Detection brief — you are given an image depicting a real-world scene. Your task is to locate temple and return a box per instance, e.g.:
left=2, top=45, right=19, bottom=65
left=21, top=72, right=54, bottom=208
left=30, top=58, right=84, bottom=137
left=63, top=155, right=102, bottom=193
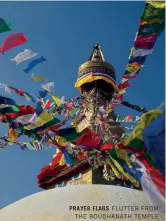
left=37, top=44, right=136, bottom=190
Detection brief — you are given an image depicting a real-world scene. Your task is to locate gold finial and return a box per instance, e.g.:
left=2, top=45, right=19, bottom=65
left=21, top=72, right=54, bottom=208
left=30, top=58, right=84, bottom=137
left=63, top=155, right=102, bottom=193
left=89, top=43, right=105, bottom=61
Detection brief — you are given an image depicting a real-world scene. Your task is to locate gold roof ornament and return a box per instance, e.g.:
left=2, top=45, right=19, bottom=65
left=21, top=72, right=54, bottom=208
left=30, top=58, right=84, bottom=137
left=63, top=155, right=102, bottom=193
left=75, top=43, right=117, bottom=91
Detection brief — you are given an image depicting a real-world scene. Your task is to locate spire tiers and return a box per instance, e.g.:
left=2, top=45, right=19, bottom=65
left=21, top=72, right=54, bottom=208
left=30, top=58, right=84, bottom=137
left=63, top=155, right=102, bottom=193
left=75, top=43, right=117, bottom=91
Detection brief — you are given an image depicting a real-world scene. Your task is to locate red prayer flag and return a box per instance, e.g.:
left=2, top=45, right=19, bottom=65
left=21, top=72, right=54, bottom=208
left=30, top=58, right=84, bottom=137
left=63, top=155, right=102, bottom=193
left=7, top=105, right=35, bottom=119
left=0, top=33, right=27, bottom=54
left=9, top=86, right=24, bottom=96
left=134, top=35, right=157, bottom=50
left=148, top=168, right=165, bottom=197
left=118, top=82, right=130, bottom=90
left=100, top=142, right=114, bottom=151
left=123, top=73, right=137, bottom=79
left=45, top=100, right=52, bottom=109
left=125, top=114, right=133, bottom=122
left=74, top=129, right=101, bottom=149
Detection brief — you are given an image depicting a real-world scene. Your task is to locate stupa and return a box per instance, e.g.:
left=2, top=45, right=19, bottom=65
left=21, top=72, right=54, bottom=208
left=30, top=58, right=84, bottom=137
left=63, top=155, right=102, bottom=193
left=37, top=44, right=135, bottom=190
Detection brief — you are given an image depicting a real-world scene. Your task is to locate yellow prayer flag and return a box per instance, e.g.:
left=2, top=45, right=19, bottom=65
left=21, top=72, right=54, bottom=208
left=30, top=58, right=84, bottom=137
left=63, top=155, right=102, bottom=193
left=115, top=149, right=132, bottom=168
left=147, top=1, right=165, bottom=8
left=23, top=93, right=32, bottom=102
left=68, top=149, right=73, bottom=154
left=32, top=75, right=48, bottom=82
left=24, top=111, right=53, bottom=130
left=105, top=158, right=121, bottom=179
left=9, top=128, right=18, bottom=141
left=118, top=89, right=126, bottom=95
left=55, top=136, right=68, bottom=147
left=122, top=109, right=163, bottom=146
left=59, top=155, right=66, bottom=166
left=126, top=64, right=141, bottom=73
left=52, top=95, right=62, bottom=107
left=111, top=157, right=140, bottom=188
left=140, top=18, right=163, bottom=25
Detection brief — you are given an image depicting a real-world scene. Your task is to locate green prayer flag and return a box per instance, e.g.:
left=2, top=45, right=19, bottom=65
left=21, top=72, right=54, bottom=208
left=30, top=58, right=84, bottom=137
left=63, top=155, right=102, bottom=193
left=109, top=149, right=119, bottom=160
left=144, top=152, right=157, bottom=168
left=128, top=138, right=145, bottom=151
left=139, top=22, right=165, bottom=36
left=1, top=105, right=20, bottom=113
left=60, top=128, right=85, bottom=143
left=31, top=118, right=61, bottom=132
left=11, top=105, right=20, bottom=112
left=127, top=138, right=158, bottom=168
left=141, top=3, right=165, bottom=21
left=0, top=19, right=12, bottom=34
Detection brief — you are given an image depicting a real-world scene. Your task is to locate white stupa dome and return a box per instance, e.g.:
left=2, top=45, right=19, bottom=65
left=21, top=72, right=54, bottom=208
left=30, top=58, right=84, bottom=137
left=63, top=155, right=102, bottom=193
left=0, top=185, right=164, bottom=221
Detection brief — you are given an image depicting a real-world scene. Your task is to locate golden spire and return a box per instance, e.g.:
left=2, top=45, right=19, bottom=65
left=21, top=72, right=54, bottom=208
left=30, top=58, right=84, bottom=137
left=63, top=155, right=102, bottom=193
left=88, top=43, right=105, bottom=61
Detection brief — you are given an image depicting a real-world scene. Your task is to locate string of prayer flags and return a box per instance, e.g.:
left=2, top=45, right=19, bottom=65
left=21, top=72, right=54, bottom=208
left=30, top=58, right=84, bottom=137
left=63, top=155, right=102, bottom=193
left=0, top=0, right=165, bottom=191
left=0, top=87, right=164, bottom=191
left=8, top=86, right=24, bottom=96
left=23, top=92, right=36, bottom=103
left=114, top=1, right=165, bottom=103
left=24, top=111, right=55, bottom=130
left=8, top=85, right=37, bottom=103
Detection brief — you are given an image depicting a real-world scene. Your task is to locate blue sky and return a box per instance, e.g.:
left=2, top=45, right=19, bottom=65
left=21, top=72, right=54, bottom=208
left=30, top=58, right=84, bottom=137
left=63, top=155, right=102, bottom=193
left=0, top=2, right=165, bottom=208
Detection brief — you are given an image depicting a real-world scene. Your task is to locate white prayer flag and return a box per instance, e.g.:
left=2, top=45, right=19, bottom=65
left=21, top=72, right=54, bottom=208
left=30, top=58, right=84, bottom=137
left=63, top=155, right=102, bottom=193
left=0, top=83, right=11, bottom=94
left=11, top=49, right=38, bottom=65
left=129, top=47, right=153, bottom=59
left=41, top=82, right=54, bottom=93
